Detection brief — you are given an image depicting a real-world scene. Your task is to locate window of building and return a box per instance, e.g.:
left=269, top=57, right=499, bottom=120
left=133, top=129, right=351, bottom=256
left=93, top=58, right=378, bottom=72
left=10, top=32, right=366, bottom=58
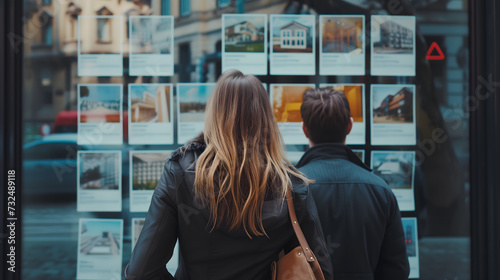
left=218, top=0, right=230, bottom=8
left=40, top=11, right=53, bottom=45
left=97, top=18, right=111, bottom=42
left=162, top=0, right=170, bottom=15
left=180, top=0, right=190, bottom=17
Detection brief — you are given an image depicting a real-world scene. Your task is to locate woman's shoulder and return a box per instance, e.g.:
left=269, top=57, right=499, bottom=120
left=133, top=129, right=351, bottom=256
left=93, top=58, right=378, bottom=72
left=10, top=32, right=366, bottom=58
left=169, top=134, right=206, bottom=163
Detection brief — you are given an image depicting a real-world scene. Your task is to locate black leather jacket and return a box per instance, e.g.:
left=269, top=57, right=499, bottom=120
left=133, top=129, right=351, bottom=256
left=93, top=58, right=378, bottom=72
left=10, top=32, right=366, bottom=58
left=297, top=143, right=409, bottom=280
left=125, top=140, right=333, bottom=280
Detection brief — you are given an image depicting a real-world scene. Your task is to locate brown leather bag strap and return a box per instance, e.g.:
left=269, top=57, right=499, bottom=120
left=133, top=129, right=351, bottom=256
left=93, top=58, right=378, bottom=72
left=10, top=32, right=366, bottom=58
left=285, top=187, right=317, bottom=263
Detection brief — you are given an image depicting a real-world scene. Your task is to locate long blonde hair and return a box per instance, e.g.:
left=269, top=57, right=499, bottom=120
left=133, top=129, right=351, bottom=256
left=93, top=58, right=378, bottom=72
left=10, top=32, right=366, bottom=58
left=194, top=70, right=310, bottom=237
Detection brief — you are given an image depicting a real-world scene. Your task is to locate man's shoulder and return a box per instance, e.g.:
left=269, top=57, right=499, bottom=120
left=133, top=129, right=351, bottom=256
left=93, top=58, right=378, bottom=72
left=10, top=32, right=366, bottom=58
left=298, top=158, right=389, bottom=190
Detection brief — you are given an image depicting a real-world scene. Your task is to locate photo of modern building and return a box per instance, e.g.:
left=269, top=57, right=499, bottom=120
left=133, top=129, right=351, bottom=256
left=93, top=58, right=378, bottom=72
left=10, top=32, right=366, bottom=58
left=372, top=152, right=415, bottom=189
left=79, top=152, right=120, bottom=190
left=130, top=85, right=170, bottom=123
left=373, top=17, right=414, bottom=54
left=178, top=84, right=215, bottom=122
left=272, top=85, right=313, bottom=122
left=325, top=85, right=363, bottom=122
left=130, top=16, right=172, bottom=54
left=79, top=85, right=121, bottom=123
left=322, top=17, right=363, bottom=53
left=224, top=16, right=265, bottom=52
left=373, top=86, right=414, bottom=123
left=131, top=152, right=170, bottom=190
left=79, top=219, right=121, bottom=255
left=272, top=16, right=313, bottom=53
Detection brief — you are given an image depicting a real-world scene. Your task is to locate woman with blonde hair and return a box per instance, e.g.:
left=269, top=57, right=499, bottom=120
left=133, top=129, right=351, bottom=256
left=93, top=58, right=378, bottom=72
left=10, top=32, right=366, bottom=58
left=125, top=70, right=333, bottom=280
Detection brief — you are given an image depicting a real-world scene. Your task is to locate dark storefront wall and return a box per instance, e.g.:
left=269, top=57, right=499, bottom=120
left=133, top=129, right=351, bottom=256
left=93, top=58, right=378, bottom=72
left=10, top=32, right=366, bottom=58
left=1, top=0, right=500, bottom=279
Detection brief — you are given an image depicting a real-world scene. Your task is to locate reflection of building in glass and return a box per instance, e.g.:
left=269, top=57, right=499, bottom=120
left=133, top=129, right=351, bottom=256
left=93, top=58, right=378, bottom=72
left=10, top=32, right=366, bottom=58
left=23, top=0, right=294, bottom=122
left=374, top=20, right=413, bottom=53
left=279, top=21, right=310, bottom=49
left=132, top=153, right=166, bottom=190
left=131, top=17, right=171, bottom=54
left=225, top=21, right=263, bottom=44
left=373, top=153, right=413, bottom=189
left=80, top=153, right=119, bottom=190
left=322, top=18, right=362, bottom=53
left=273, top=86, right=311, bottom=122
left=373, top=87, right=413, bottom=123
left=131, top=87, right=170, bottom=123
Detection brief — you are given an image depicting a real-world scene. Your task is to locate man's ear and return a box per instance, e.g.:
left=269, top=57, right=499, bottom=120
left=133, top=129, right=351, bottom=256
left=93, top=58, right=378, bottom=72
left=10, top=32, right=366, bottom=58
left=302, top=122, right=309, bottom=139
left=346, top=117, right=354, bottom=136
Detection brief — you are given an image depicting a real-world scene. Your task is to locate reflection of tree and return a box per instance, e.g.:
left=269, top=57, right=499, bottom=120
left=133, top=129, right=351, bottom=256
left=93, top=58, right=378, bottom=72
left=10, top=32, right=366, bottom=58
left=81, top=166, right=102, bottom=184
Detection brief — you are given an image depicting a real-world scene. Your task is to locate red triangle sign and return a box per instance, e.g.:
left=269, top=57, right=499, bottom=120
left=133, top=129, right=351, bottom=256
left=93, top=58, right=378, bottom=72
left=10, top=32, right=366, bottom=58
left=426, top=42, right=445, bottom=60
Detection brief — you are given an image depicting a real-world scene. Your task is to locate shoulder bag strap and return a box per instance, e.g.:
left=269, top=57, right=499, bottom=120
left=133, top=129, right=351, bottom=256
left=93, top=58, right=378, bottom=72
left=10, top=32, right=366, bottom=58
left=285, top=187, right=316, bottom=263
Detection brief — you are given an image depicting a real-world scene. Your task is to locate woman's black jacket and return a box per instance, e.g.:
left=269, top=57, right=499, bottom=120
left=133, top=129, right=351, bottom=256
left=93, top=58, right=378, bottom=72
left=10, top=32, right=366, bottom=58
left=125, top=141, right=333, bottom=280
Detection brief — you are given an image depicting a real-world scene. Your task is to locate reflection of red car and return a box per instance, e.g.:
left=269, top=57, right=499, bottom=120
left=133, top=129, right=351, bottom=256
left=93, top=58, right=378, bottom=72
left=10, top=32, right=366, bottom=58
left=52, top=110, right=128, bottom=141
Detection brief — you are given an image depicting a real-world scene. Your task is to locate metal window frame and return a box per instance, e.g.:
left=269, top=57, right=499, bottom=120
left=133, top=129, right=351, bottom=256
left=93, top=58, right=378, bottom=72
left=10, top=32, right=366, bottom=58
left=1, top=0, right=23, bottom=280
left=469, top=0, right=500, bottom=279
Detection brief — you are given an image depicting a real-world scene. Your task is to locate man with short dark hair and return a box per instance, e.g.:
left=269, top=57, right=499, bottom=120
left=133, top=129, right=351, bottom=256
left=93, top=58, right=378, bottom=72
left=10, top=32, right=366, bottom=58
left=297, top=88, right=410, bottom=280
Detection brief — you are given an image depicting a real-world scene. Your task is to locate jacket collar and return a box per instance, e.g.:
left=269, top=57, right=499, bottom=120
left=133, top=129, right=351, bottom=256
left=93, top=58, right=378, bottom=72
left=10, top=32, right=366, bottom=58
left=296, top=143, right=371, bottom=171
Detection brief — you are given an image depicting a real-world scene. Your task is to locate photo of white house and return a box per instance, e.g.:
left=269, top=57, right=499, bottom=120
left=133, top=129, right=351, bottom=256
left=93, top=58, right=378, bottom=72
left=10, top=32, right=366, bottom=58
left=279, top=21, right=309, bottom=49
left=272, top=15, right=314, bottom=53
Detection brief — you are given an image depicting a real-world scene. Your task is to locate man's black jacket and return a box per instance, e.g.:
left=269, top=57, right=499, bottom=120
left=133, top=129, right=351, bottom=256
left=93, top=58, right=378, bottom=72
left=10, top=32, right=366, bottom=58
left=297, top=143, right=410, bottom=280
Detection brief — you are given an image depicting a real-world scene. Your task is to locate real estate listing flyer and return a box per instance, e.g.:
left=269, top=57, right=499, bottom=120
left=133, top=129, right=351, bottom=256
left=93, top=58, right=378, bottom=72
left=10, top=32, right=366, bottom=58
left=77, top=219, right=123, bottom=280
left=371, top=84, right=416, bottom=145
left=176, top=83, right=216, bottom=144
left=319, top=15, right=365, bottom=76
left=129, top=151, right=172, bottom=212
left=371, top=151, right=416, bottom=211
left=78, top=15, right=123, bottom=76
left=128, top=84, right=174, bottom=145
left=129, top=16, right=174, bottom=76
left=222, top=14, right=268, bottom=75
left=131, top=218, right=180, bottom=274
left=402, top=217, right=420, bottom=279
left=270, top=15, right=316, bottom=75
left=270, top=84, right=315, bottom=145
left=320, top=83, right=366, bottom=144
left=77, top=84, right=123, bottom=145
left=371, top=15, right=416, bottom=76
left=77, top=151, right=122, bottom=212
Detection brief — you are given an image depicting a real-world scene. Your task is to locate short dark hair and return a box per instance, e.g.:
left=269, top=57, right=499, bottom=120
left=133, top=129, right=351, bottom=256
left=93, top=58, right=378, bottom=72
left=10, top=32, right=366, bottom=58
left=300, top=88, right=351, bottom=144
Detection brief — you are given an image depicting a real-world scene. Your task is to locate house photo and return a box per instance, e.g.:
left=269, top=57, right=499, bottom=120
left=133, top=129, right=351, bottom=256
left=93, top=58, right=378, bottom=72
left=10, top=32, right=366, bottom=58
left=224, top=16, right=265, bottom=52
left=272, top=16, right=314, bottom=53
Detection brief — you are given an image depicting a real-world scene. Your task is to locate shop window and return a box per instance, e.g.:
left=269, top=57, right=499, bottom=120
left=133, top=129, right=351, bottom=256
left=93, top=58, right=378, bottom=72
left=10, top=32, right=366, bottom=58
left=180, top=0, right=190, bottom=17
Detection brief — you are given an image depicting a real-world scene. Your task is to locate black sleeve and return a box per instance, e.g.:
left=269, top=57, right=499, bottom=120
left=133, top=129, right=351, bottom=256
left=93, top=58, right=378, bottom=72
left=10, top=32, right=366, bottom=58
left=293, top=185, right=334, bottom=280
left=374, top=190, right=410, bottom=280
left=125, top=160, right=179, bottom=280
